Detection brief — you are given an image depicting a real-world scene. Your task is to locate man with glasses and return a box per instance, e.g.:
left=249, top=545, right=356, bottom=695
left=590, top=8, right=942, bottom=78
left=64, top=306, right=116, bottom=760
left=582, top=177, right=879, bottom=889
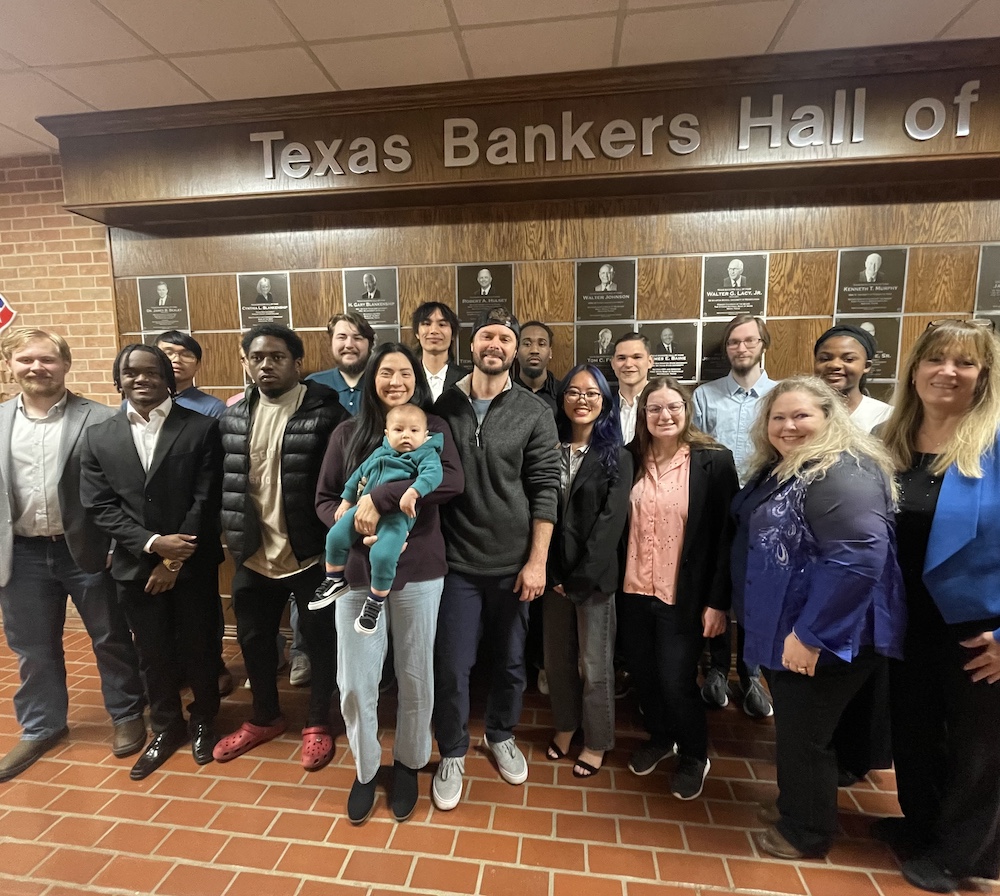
left=692, top=314, right=777, bottom=719
left=154, top=332, right=225, bottom=419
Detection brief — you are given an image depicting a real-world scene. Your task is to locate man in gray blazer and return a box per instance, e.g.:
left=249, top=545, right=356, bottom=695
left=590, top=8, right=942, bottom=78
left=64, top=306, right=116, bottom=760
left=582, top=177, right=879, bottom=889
left=0, top=328, right=145, bottom=782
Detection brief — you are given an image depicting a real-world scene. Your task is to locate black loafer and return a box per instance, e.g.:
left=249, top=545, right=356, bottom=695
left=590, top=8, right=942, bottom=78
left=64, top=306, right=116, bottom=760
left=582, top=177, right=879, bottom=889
left=130, top=726, right=189, bottom=780
left=391, top=762, right=419, bottom=822
left=348, top=776, right=378, bottom=825
left=190, top=723, right=218, bottom=765
left=901, top=858, right=957, bottom=894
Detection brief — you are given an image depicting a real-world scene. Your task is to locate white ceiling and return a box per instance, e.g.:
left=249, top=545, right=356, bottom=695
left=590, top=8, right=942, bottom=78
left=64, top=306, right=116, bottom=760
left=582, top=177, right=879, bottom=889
left=0, top=0, right=996, bottom=158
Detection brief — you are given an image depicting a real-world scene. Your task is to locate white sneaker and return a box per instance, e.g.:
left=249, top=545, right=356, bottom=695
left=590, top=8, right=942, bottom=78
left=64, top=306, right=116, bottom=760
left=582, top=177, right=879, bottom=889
left=289, top=654, right=311, bottom=687
left=484, top=735, right=528, bottom=785
left=432, top=756, right=465, bottom=810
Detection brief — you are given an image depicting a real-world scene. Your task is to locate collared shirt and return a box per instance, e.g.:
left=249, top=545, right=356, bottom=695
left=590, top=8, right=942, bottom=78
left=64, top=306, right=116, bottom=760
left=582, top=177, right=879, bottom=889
left=559, top=443, right=589, bottom=511
left=624, top=445, right=690, bottom=604
left=306, top=367, right=361, bottom=416
left=424, top=363, right=449, bottom=402
left=692, top=371, right=777, bottom=485
left=10, top=393, right=68, bottom=537
left=514, top=371, right=558, bottom=416
left=126, top=396, right=172, bottom=472
left=175, top=385, right=225, bottom=419
left=619, top=392, right=639, bottom=444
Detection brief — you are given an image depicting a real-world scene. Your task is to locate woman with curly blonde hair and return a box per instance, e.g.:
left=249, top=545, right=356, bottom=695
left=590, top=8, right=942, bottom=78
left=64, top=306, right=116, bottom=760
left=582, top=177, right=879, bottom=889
left=731, top=376, right=905, bottom=860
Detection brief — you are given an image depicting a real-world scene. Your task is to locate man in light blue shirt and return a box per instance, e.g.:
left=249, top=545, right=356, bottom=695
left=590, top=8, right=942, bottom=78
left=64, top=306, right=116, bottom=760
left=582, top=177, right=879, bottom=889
left=692, top=314, right=777, bottom=719
left=307, top=311, right=375, bottom=417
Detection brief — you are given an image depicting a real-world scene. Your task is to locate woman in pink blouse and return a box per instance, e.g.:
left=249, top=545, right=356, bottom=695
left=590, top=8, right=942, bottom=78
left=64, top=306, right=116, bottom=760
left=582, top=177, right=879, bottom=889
left=620, top=376, right=739, bottom=800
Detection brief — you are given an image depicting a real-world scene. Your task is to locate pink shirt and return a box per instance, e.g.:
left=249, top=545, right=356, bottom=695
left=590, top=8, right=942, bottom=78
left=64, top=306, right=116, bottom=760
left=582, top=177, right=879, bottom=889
left=624, top=444, right=691, bottom=604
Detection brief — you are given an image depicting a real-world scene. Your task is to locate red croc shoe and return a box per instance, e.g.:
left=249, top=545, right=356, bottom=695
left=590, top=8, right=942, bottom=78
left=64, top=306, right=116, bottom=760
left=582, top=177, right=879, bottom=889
left=212, top=719, right=287, bottom=762
left=301, top=726, right=334, bottom=771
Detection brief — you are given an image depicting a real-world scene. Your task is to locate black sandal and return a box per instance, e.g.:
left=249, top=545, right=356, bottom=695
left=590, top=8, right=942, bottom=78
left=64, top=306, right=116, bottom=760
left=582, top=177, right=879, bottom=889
left=546, top=739, right=568, bottom=761
left=572, top=758, right=602, bottom=779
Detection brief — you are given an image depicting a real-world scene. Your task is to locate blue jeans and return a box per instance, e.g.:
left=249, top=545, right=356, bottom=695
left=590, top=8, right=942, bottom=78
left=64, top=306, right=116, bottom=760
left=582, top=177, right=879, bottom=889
left=433, top=571, right=528, bottom=757
left=543, top=588, right=616, bottom=752
left=0, top=537, right=144, bottom=741
left=337, top=577, right=442, bottom=784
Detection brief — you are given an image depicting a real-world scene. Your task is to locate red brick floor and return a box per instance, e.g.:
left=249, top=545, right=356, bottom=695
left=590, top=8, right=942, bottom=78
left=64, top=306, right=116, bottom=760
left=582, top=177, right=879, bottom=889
left=0, top=631, right=938, bottom=895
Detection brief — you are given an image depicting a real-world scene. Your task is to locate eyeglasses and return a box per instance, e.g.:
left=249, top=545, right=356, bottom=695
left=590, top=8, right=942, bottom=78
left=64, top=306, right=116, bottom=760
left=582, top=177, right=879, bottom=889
left=926, top=318, right=995, bottom=332
left=159, top=347, right=197, bottom=362
left=645, top=402, right=685, bottom=416
left=564, top=388, right=602, bottom=403
left=726, top=337, right=762, bottom=349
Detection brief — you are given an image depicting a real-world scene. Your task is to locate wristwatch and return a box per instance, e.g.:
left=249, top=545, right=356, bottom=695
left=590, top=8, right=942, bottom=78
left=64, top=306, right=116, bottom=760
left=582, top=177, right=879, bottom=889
left=162, top=558, right=183, bottom=572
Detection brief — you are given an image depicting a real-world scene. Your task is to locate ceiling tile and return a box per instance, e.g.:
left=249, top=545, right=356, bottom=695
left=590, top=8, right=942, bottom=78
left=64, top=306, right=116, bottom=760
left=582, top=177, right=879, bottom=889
left=41, top=60, right=209, bottom=111
left=0, top=124, right=53, bottom=159
left=97, top=0, right=299, bottom=53
left=774, top=0, right=962, bottom=52
left=451, top=0, right=619, bottom=26
left=464, top=17, right=617, bottom=79
left=942, top=0, right=1000, bottom=39
left=0, top=72, right=91, bottom=144
left=0, top=0, right=150, bottom=66
left=312, top=32, right=467, bottom=91
left=620, top=1, right=793, bottom=64
left=274, top=0, right=452, bottom=41
left=171, top=47, right=334, bottom=100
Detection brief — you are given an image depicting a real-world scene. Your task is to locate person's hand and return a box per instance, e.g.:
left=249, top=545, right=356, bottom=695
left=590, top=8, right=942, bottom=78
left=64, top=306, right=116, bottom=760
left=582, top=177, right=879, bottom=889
left=152, top=533, right=197, bottom=560
left=399, top=488, right=420, bottom=519
left=781, top=631, right=820, bottom=677
left=334, top=500, right=353, bottom=522
left=702, top=607, right=727, bottom=639
left=352, top=494, right=381, bottom=537
left=145, top=564, right=179, bottom=595
left=514, top=560, right=546, bottom=602
left=961, top=630, right=1000, bottom=684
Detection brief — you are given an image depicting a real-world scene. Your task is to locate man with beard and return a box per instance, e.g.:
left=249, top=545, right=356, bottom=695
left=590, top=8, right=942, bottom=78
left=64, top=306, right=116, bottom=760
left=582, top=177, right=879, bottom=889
left=514, top=320, right=557, bottom=414
left=692, top=313, right=776, bottom=719
left=0, top=329, right=145, bottom=781
left=431, top=308, right=559, bottom=810
left=610, top=332, right=655, bottom=444
left=308, top=311, right=375, bottom=417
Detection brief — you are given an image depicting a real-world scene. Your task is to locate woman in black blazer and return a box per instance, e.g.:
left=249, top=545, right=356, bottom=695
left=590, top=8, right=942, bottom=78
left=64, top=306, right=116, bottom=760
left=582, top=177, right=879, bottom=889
left=619, top=376, right=738, bottom=800
left=544, top=364, right=632, bottom=778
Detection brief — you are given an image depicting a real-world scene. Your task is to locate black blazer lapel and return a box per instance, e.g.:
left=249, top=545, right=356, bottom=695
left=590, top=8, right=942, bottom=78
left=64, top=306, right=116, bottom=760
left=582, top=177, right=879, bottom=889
left=566, top=446, right=600, bottom=506
left=110, top=413, right=147, bottom=483
left=682, top=448, right=711, bottom=565
left=145, top=407, right=185, bottom=484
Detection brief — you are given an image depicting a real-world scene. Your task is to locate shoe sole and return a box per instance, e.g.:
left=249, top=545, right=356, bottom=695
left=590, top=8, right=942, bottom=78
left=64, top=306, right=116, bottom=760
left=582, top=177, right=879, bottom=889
left=672, top=757, right=711, bottom=800
left=354, top=619, right=378, bottom=635
left=348, top=798, right=377, bottom=825
left=483, top=737, right=528, bottom=785
left=431, top=779, right=463, bottom=811
left=701, top=692, right=729, bottom=708
left=628, top=744, right=676, bottom=776
left=307, top=592, right=340, bottom=611
left=392, top=799, right=418, bottom=822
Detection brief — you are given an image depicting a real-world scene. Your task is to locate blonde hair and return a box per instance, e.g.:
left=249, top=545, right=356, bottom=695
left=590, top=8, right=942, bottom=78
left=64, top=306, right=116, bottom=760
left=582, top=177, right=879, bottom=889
left=881, top=320, right=1000, bottom=478
left=746, top=375, right=897, bottom=497
left=0, top=328, right=72, bottom=365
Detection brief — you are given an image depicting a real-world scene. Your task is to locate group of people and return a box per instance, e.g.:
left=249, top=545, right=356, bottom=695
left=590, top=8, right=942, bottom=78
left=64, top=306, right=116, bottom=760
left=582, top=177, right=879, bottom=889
left=0, top=303, right=998, bottom=894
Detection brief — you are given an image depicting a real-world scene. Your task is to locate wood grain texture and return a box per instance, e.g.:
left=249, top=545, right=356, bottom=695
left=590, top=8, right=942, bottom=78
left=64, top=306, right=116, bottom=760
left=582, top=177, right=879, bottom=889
left=191, top=331, right=243, bottom=386
left=114, top=279, right=140, bottom=334
left=767, top=252, right=838, bottom=317
left=291, top=270, right=343, bottom=328
left=905, top=245, right=981, bottom=314
left=188, top=275, right=238, bottom=331
left=765, top=318, right=833, bottom=381
left=897, top=313, right=974, bottom=365
left=399, top=266, right=455, bottom=328
left=300, top=330, right=333, bottom=378
left=514, top=261, right=574, bottom=325
left=549, top=324, right=575, bottom=381
left=638, top=256, right=700, bottom=320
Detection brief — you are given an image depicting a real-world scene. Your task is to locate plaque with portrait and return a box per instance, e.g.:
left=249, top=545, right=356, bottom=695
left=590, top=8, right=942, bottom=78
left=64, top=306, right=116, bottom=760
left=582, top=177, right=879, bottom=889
left=138, top=276, right=190, bottom=333
left=575, top=323, right=633, bottom=381
left=345, top=267, right=399, bottom=327
left=575, top=259, right=637, bottom=322
left=834, top=315, right=901, bottom=381
left=699, top=320, right=734, bottom=383
left=457, top=264, right=513, bottom=324
left=836, top=248, right=907, bottom=315
left=702, top=254, right=767, bottom=318
left=640, top=321, right=697, bottom=381
left=975, top=245, right=1000, bottom=314
left=238, top=272, right=291, bottom=329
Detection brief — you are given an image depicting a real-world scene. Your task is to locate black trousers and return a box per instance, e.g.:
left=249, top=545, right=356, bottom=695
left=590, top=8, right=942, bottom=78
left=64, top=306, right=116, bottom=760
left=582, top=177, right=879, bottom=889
left=766, top=649, right=880, bottom=856
left=232, top=564, right=335, bottom=728
left=117, top=573, right=220, bottom=734
left=619, top=593, right=707, bottom=761
left=889, top=591, right=1000, bottom=879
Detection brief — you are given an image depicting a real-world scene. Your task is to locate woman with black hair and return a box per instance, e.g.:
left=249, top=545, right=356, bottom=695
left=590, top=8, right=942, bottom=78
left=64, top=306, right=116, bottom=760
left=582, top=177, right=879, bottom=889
left=315, top=343, right=464, bottom=824
left=813, top=324, right=892, bottom=433
left=543, top=364, right=632, bottom=778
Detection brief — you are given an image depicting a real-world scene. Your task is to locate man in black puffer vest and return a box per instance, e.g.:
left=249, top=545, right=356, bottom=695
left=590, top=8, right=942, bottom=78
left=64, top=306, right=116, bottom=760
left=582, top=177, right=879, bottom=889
left=213, top=325, right=348, bottom=772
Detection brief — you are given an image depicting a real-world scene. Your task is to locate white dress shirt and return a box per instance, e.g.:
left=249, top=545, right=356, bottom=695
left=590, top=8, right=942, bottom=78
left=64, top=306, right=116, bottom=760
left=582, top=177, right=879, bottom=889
left=126, top=396, right=172, bottom=554
left=619, top=393, right=639, bottom=444
left=424, top=364, right=449, bottom=401
left=10, top=393, right=67, bottom=537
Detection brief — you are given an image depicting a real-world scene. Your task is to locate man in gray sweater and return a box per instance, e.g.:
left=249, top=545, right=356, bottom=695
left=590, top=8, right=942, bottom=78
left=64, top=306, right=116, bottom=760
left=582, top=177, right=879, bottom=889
left=431, top=308, right=559, bottom=810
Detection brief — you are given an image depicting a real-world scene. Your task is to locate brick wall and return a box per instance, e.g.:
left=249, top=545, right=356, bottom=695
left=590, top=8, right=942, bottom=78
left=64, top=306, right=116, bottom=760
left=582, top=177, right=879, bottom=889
left=0, top=153, right=119, bottom=405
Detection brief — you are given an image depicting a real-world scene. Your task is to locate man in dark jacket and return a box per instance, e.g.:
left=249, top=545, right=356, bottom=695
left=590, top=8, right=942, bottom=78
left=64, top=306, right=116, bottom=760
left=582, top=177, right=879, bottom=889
left=213, top=325, right=348, bottom=771
left=431, top=308, right=560, bottom=811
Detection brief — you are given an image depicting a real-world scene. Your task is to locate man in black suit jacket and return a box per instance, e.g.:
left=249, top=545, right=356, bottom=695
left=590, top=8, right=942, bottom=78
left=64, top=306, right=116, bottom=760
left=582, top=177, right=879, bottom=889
left=81, top=344, right=224, bottom=780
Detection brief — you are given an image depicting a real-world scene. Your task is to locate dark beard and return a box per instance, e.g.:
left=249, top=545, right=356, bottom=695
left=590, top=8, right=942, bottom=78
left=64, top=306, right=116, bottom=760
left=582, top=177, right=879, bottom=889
left=339, top=356, right=368, bottom=377
left=473, top=353, right=513, bottom=376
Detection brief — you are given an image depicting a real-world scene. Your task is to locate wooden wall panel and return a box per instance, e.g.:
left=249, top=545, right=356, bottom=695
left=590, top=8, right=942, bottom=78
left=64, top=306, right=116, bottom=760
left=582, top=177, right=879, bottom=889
left=193, top=332, right=242, bottom=386
left=638, top=256, right=700, bottom=320
left=300, top=331, right=333, bottom=377
left=399, top=266, right=455, bottom=327
left=899, top=314, right=955, bottom=364
left=549, top=324, right=575, bottom=381
left=905, top=246, right=981, bottom=314
left=291, top=270, right=342, bottom=328
left=515, top=262, right=574, bottom=324
left=765, top=318, right=833, bottom=381
left=767, top=252, right=838, bottom=317
left=188, top=275, right=237, bottom=331
left=114, top=278, right=140, bottom=333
